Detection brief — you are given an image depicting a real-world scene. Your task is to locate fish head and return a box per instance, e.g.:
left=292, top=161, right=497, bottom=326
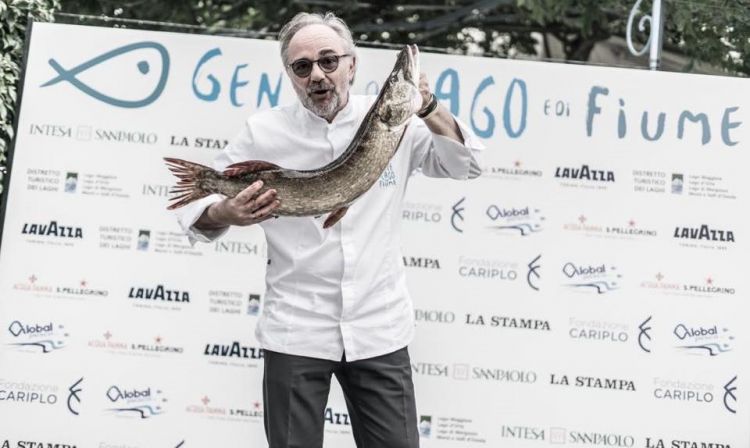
left=377, top=44, right=423, bottom=128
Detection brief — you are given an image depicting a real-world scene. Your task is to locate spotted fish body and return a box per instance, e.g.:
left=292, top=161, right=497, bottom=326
left=165, top=45, right=423, bottom=221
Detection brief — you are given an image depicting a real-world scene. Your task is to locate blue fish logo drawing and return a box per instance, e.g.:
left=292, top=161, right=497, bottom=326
left=42, top=41, right=170, bottom=108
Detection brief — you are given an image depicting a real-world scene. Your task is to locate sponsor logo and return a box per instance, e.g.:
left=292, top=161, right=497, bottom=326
left=633, top=169, right=737, bottom=200
left=203, top=342, right=264, bottom=359
left=0, top=379, right=59, bottom=407
left=564, top=215, right=657, bottom=239
left=465, top=313, right=550, bottom=331
left=527, top=254, right=541, bottom=291
left=12, top=274, right=53, bottom=294
left=411, top=362, right=449, bottom=377
left=26, top=168, right=62, bottom=192
left=56, top=279, right=109, bottom=299
left=485, top=204, right=544, bottom=235
left=723, top=376, right=737, bottom=414
left=92, top=128, right=157, bottom=144
left=673, top=323, right=734, bottom=356
left=563, top=214, right=603, bottom=234
left=671, top=173, right=684, bottom=194
left=141, top=184, right=171, bottom=197
left=561, top=261, right=621, bottom=294
left=419, top=415, right=432, bottom=438
left=450, top=197, right=465, bottom=233
left=402, top=201, right=443, bottom=224
left=28, top=123, right=157, bottom=144
left=64, top=172, right=78, bottom=193
left=673, top=225, right=734, bottom=243
left=555, top=165, right=615, bottom=183
left=378, top=163, right=396, bottom=188
left=203, top=342, right=264, bottom=369
left=550, top=374, right=636, bottom=391
left=136, top=230, right=151, bottom=251
left=640, top=272, right=735, bottom=297
left=0, top=441, right=77, bottom=448
left=324, top=407, right=351, bottom=426
left=482, top=160, right=543, bottom=179
left=105, top=384, right=166, bottom=418
left=632, top=169, right=667, bottom=194
left=414, top=309, right=456, bottom=324
left=169, top=135, right=228, bottom=150
left=6, top=320, right=69, bottom=353
left=457, top=256, right=517, bottom=281
left=22, top=221, right=83, bottom=239
left=403, top=256, right=441, bottom=269
left=638, top=316, right=653, bottom=353
left=568, top=317, right=629, bottom=344
left=207, top=290, right=256, bottom=316
left=131, top=336, right=183, bottom=355
left=414, top=415, right=485, bottom=443
left=128, top=285, right=190, bottom=302
left=28, top=123, right=73, bottom=138
left=653, top=377, right=714, bottom=405
left=646, top=438, right=731, bottom=448
left=248, top=294, right=261, bottom=316
left=465, top=367, right=537, bottom=383
left=67, top=377, right=83, bottom=416
left=42, top=41, right=170, bottom=108
left=548, top=428, right=635, bottom=446
left=500, top=425, right=546, bottom=441
left=88, top=331, right=183, bottom=357
left=411, top=362, right=537, bottom=383
left=214, top=240, right=259, bottom=255
left=185, top=395, right=263, bottom=420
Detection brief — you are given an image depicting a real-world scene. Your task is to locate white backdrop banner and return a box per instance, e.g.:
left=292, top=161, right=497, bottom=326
left=0, top=22, right=747, bottom=448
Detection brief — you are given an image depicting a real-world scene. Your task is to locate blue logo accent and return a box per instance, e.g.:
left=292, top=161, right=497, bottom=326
left=42, top=42, right=170, bottom=108
left=378, top=163, right=396, bottom=188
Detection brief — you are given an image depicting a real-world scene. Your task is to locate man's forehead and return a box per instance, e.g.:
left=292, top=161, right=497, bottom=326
left=288, top=24, right=347, bottom=57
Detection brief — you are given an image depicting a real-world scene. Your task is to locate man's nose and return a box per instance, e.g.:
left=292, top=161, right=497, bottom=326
left=310, top=62, right=326, bottom=81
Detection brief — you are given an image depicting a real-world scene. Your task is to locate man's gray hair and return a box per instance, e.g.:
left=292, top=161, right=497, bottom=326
left=278, top=12, right=357, bottom=65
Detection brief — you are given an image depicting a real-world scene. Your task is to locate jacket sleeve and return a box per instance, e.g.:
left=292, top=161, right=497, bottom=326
left=174, top=119, right=255, bottom=244
left=407, top=116, right=485, bottom=180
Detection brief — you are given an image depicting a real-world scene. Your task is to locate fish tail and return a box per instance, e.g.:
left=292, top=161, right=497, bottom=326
left=164, top=157, right=215, bottom=210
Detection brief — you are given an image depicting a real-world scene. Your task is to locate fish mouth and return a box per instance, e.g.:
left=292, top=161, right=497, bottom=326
left=398, top=44, right=420, bottom=86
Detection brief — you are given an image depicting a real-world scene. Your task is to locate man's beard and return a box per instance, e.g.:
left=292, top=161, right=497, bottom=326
left=301, top=81, right=342, bottom=119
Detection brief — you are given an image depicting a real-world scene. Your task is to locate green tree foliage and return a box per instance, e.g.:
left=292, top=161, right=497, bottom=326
left=0, top=0, right=59, bottom=193
left=58, top=0, right=750, bottom=76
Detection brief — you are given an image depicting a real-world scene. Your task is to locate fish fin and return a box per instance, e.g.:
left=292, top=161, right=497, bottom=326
left=223, top=160, right=281, bottom=177
left=323, top=207, right=349, bottom=229
left=163, top=157, right=213, bottom=210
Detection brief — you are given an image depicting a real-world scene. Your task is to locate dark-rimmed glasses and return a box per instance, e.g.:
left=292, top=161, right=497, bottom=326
left=288, top=54, right=351, bottom=78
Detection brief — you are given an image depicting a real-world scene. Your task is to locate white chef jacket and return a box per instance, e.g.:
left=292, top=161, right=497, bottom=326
left=178, top=95, right=483, bottom=361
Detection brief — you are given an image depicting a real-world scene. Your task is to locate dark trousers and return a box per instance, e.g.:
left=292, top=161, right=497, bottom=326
left=262, top=347, right=419, bottom=448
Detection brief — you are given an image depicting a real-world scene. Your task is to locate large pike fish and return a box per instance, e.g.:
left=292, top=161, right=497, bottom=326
left=164, top=44, right=423, bottom=228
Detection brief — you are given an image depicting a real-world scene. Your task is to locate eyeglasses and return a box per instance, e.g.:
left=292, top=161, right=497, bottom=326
left=288, top=54, right=351, bottom=78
